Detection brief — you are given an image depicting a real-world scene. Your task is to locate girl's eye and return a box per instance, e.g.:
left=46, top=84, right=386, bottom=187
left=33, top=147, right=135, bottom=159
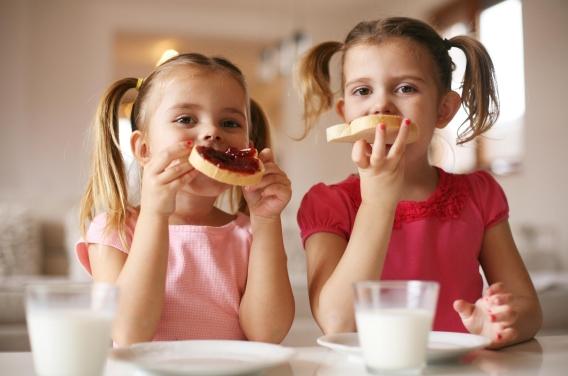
left=175, top=116, right=197, bottom=126
left=352, top=87, right=371, bottom=96
left=221, top=120, right=242, bottom=129
left=396, top=85, right=417, bottom=94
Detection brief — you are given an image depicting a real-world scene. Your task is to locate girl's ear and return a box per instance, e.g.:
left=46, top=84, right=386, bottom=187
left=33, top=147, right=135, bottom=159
left=435, top=90, right=461, bottom=129
left=335, top=98, right=346, bottom=121
left=131, top=130, right=151, bottom=166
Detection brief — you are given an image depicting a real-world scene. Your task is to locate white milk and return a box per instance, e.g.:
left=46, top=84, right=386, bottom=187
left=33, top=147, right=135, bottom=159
left=27, top=309, right=113, bottom=376
left=355, top=308, right=433, bottom=372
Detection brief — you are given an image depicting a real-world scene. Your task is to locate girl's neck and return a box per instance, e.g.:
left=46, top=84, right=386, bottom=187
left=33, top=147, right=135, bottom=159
left=399, top=158, right=439, bottom=202
left=169, top=194, right=235, bottom=226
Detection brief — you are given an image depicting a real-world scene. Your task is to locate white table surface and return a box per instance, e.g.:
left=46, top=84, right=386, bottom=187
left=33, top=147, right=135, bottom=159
left=1, top=335, right=566, bottom=375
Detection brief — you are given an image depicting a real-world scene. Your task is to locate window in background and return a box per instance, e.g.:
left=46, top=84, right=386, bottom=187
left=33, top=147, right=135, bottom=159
left=429, top=0, right=525, bottom=175
left=478, top=0, right=525, bottom=175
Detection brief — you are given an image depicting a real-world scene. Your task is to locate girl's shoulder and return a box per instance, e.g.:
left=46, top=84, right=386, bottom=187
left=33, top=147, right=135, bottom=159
left=301, top=174, right=361, bottom=207
left=446, top=168, right=507, bottom=201
left=297, top=175, right=360, bottom=243
left=442, top=168, right=509, bottom=228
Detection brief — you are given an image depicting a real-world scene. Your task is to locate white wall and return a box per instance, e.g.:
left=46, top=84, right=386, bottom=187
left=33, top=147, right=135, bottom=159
left=1, top=0, right=567, bottom=273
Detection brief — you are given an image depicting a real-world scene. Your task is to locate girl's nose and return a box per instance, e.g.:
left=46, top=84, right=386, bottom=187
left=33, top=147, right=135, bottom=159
left=370, top=97, right=395, bottom=115
left=200, top=122, right=222, bottom=142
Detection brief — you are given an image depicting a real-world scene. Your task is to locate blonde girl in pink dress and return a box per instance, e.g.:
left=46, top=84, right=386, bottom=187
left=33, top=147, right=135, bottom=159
left=296, top=17, right=541, bottom=349
left=77, top=53, right=294, bottom=346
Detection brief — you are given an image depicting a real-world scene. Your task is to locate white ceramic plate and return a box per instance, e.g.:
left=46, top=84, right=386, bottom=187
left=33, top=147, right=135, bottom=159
left=317, top=331, right=490, bottom=362
left=111, top=340, right=295, bottom=375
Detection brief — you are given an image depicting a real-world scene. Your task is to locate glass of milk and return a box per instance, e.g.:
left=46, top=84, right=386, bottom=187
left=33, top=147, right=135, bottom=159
left=25, top=282, right=118, bottom=376
left=353, top=280, right=439, bottom=375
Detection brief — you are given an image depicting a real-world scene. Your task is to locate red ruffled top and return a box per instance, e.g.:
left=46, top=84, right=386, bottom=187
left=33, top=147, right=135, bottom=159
left=297, top=168, right=509, bottom=332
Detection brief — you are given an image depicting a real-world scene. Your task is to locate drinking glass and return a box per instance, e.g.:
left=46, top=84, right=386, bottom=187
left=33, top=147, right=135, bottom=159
left=26, top=282, right=118, bottom=376
left=353, top=280, right=439, bottom=375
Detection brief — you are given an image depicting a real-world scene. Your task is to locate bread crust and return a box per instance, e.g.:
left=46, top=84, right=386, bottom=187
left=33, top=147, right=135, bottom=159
left=189, top=147, right=264, bottom=186
left=326, top=114, right=419, bottom=144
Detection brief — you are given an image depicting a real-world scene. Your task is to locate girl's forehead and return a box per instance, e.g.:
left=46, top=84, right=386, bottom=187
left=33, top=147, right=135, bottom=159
left=150, top=66, right=247, bottom=106
left=344, top=38, right=435, bottom=77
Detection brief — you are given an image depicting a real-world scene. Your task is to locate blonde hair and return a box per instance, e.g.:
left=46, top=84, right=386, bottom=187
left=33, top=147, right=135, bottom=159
left=297, top=17, right=499, bottom=145
left=80, top=53, right=271, bottom=243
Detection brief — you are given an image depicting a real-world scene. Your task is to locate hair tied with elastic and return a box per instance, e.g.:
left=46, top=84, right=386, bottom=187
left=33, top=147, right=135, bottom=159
left=136, top=77, right=145, bottom=90
left=443, top=38, right=452, bottom=51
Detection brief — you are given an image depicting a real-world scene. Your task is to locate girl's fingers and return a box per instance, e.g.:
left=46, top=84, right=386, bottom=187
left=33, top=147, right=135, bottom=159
left=493, top=327, right=517, bottom=344
left=246, top=173, right=290, bottom=192
left=489, top=293, right=513, bottom=306
left=260, top=183, right=290, bottom=199
left=487, top=282, right=506, bottom=296
left=148, top=141, right=193, bottom=174
left=489, top=304, right=518, bottom=325
left=370, top=123, right=386, bottom=165
left=156, top=161, right=194, bottom=185
left=352, top=139, right=372, bottom=169
left=387, top=118, right=410, bottom=160
left=260, top=160, right=286, bottom=176
left=258, top=148, right=275, bottom=164
left=453, top=299, right=475, bottom=320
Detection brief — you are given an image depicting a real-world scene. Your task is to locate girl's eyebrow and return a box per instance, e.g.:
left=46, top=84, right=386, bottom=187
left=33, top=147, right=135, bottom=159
left=168, top=103, right=200, bottom=111
left=345, top=77, right=373, bottom=88
left=345, top=75, right=427, bottom=88
left=222, top=108, right=246, bottom=119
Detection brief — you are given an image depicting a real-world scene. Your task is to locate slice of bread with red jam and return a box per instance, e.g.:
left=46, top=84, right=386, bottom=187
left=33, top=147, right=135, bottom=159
left=189, top=145, right=264, bottom=186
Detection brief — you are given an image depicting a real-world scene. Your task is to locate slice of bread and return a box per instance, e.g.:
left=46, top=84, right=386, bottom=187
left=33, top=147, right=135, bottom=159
left=189, top=146, right=264, bottom=186
left=326, top=114, right=419, bottom=144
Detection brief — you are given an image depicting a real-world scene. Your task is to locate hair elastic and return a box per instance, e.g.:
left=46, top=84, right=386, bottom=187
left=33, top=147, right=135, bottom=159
left=443, top=38, right=452, bottom=50
left=136, top=77, right=144, bottom=90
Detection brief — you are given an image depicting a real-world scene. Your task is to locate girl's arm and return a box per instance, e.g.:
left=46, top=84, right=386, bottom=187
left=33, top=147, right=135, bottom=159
left=239, top=149, right=295, bottom=343
left=89, top=141, right=194, bottom=346
left=305, top=122, right=410, bottom=334
left=305, top=203, right=396, bottom=334
left=239, top=216, right=295, bottom=343
left=454, top=220, right=543, bottom=348
left=88, top=214, right=170, bottom=345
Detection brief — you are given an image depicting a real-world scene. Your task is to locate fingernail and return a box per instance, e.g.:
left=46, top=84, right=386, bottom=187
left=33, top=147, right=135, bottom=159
left=379, top=123, right=386, bottom=130
left=497, top=333, right=502, bottom=341
left=186, top=140, right=193, bottom=146
left=404, top=118, right=411, bottom=126
left=490, top=314, right=496, bottom=322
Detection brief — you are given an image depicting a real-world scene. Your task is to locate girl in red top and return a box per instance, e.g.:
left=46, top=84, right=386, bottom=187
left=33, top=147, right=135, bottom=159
left=296, top=17, right=541, bottom=349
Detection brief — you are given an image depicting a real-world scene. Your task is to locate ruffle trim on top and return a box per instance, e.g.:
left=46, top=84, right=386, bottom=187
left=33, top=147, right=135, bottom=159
left=393, top=169, right=469, bottom=228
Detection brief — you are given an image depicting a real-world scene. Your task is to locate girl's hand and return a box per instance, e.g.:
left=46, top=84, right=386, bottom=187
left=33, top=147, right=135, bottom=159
left=140, top=141, right=197, bottom=217
left=352, top=118, right=411, bottom=209
left=454, top=282, right=519, bottom=349
left=243, top=148, right=291, bottom=220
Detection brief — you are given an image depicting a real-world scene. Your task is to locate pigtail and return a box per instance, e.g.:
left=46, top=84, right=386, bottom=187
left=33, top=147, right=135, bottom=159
left=80, top=78, right=137, bottom=245
left=297, top=41, right=343, bottom=139
left=249, top=98, right=272, bottom=151
left=448, top=36, right=500, bottom=144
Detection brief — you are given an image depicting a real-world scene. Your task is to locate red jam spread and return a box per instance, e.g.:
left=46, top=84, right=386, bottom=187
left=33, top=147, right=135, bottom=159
left=197, top=146, right=261, bottom=175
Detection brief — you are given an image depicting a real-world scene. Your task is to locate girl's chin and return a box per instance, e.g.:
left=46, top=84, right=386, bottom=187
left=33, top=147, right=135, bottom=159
left=181, top=174, right=230, bottom=197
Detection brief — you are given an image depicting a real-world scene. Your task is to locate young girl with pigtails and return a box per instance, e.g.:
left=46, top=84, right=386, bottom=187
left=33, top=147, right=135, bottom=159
left=77, top=53, right=294, bottom=345
left=296, top=17, right=541, bottom=349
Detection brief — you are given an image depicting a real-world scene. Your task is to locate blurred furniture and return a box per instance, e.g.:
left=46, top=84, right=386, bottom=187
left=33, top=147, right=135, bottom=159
left=0, top=204, right=70, bottom=351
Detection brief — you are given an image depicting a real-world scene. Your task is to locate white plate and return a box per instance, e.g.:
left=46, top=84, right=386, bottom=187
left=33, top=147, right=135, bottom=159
left=111, top=340, right=295, bottom=375
left=317, top=331, right=490, bottom=362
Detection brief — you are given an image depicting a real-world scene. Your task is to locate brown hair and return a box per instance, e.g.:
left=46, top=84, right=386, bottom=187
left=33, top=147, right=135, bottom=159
left=297, top=17, right=499, bottom=144
left=80, top=53, right=271, bottom=243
